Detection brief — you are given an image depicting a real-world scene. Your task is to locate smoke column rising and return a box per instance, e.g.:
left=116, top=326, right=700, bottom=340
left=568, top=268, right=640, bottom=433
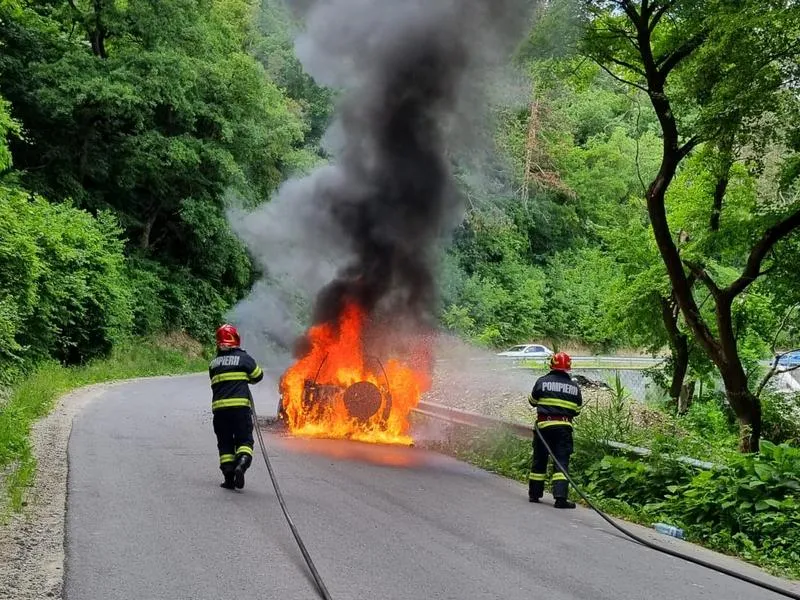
left=229, top=0, right=531, bottom=364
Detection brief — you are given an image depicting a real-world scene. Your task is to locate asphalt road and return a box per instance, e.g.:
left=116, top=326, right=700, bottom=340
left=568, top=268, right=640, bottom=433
left=65, top=374, right=800, bottom=600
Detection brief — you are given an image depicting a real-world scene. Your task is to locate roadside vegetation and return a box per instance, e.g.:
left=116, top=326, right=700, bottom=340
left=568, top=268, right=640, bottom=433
left=0, top=338, right=208, bottom=514
left=426, top=373, right=800, bottom=579
left=441, top=0, right=800, bottom=452
left=1, top=0, right=316, bottom=512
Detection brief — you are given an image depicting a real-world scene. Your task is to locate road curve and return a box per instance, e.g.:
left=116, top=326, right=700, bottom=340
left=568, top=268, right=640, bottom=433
left=65, top=374, right=799, bottom=600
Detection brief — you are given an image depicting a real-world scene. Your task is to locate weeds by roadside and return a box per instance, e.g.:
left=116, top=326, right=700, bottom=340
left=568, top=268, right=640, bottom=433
left=421, top=375, right=800, bottom=581
left=0, top=338, right=208, bottom=514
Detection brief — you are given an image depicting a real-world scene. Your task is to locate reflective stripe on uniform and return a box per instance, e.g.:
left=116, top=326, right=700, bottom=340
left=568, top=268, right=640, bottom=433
left=537, top=397, right=580, bottom=412
left=219, top=453, right=236, bottom=464
left=249, top=366, right=263, bottom=379
left=235, top=445, right=253, bottom=456
left=537, top=420, right=573, bottom=429
left=552, top=472, right=567, bottom=481
left=529, top=473, right=547, bottom=481
left=211, top=372, right=250, bottom=385
left=211, top=398, right=251, bottom=410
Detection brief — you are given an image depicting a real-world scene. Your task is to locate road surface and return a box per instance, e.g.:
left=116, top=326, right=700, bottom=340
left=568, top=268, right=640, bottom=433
left=64, top=374, right=799, bottom=600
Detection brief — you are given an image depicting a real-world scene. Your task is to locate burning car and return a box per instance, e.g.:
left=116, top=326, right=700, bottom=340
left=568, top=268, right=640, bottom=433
left=278, top=302, right=431, bottom=445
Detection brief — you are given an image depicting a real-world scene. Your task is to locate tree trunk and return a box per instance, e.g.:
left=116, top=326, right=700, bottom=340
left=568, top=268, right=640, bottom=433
left=710, top=137, right=734, bottom=232
left=646, top=131, right=762, bottom=449
left=140, top=212, right=158, bottom=250
left=660, top=296, right=689, bottom=407
left=719, top=365, right=762, bottom=452
left=670, top=346, right=689, bottom=402
left=715, top=293, right=761, bottom=452
left=710, top=174, right=729, bottom=232
left=90, top=0, right=108, bottom=59
left=678, top=380, right=694, bottom=415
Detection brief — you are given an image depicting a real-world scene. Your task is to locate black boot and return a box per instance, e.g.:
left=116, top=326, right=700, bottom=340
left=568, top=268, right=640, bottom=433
left=233, top=454, right=251, bottom=490
left=554, top=498, right=576, bottom=509
left=529, top=479, right=544, bottom=504
left=220, top=470, right=235, bottom=490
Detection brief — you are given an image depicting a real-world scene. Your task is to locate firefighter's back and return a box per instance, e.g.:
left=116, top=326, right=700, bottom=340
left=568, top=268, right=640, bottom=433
left=209, top=347, right=264, bottom=412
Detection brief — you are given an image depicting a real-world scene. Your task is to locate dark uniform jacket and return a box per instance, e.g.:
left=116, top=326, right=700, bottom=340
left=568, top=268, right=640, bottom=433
left=529, top=369, right=582, bottom=426
left=208, top=347, right=264, bottom=412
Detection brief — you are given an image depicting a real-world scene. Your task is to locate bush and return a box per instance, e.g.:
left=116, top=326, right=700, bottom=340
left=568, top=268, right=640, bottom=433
left=760, top=391, right=800, bottom=446
left=543, top=248, right=625, bottom=351
left=651, top=441, right=800, bottom=577
left=441, top=212, right=548, bottom=347
left=0, top=189, right=133, bottom=378
left=125, top=257, right=169, bottom=336
left=678, top=394, right=736, bottom=441
left=581, top=454, right=695, bottom=507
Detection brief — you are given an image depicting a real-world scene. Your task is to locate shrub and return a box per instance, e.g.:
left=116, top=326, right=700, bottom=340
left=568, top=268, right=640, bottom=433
left=125, top=256, right=228, bottom=344
left=651, top=441, right=800, bottom=576
left=760, top=390, right=800, bottom=446
left=0, top=189, right=133, bottom=376
left=125, top=257, right=169, bottom=336
left=580, top=454, right=696, bottom=507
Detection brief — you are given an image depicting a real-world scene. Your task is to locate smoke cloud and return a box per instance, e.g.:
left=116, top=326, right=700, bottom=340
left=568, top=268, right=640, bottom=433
left=229, top=0, right=532, bottom=365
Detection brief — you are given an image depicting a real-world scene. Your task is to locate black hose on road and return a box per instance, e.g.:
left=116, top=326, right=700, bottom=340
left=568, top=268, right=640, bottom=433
left=534, top=423, right=800, bottom=600
left=245, top=396, right=800, bottom=600
left=250, top=399, right=334, bottom=600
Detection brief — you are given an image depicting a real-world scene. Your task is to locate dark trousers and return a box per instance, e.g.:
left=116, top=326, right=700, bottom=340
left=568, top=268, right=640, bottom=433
left=213, top=407, right=254, bottom=474
left=529, top=424, right=573, bottom=500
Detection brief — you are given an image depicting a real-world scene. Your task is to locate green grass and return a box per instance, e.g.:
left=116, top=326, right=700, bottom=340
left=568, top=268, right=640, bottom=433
left=0, top=338, right=208, bottom=514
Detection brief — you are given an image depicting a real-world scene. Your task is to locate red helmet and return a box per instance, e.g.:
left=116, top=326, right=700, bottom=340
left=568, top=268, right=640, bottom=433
left=549, top=351, right=572, bottom=371
left=216, top=324, right=240, bottom=348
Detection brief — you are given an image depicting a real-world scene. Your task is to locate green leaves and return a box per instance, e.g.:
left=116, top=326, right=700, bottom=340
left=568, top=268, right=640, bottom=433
left=0, top=95, right=19, bottom=174
left=441, top=210, right=548, bottom=346
left=575, top=440, right=800, bottom=577
left=0, top=188, right=133, bottom=375
left=0, top=0, right=309, bottom=323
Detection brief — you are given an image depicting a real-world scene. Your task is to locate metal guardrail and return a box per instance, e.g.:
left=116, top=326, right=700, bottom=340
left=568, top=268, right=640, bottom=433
left=414, top=400, right=531, bottom=437
left=257, top=355, right=715, bottom=469
left=412, top=400, right=716, bottom=470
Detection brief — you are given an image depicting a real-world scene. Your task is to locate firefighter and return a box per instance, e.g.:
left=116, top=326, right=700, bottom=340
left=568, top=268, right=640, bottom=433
left=209, top=324, right=264, bottom=490
left=528, top=351, right=582, bottom=508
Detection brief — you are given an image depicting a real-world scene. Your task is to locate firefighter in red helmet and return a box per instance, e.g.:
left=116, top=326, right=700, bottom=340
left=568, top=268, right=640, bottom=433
left=208, top=324, right=263, bottom=490
left=528, top=351, right=582, bottom=508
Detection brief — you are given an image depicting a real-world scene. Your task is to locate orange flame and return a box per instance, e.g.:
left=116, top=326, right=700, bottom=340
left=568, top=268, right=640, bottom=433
left=279, top=302, right=431, bottom=445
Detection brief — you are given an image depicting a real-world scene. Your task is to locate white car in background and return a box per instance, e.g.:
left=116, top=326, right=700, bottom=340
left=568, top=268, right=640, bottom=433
left=496, top=344, right=554, bottom=359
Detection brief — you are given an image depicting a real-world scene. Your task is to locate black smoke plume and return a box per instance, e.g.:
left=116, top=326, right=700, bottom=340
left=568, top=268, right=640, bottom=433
left=229, top=0, right=531, bottom=363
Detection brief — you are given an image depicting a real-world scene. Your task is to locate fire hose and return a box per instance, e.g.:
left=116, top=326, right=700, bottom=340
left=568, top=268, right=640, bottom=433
left=246, top=353, right=392, bottom=599
left=533, top=423, right=800, bottom=600
left=250, top=397, right=334, bottom=600
left=247, top=389, right=798, bottom=600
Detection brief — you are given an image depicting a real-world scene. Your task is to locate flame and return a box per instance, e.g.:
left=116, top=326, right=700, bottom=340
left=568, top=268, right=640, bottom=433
left=279, top=302, right=431, bottom=445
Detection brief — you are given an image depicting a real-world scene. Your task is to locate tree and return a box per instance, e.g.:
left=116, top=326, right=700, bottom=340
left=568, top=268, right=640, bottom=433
left=442, top=209, right=548, bottom=347
left=0, top=0, right=309, bottom=338
left=581, top=0, right=800, bottom=451
left=254, top=0, right=334, bottom=151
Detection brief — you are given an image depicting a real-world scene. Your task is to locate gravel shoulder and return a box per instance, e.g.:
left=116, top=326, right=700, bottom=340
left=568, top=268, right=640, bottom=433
left=0, top=375, right=196, bottom=600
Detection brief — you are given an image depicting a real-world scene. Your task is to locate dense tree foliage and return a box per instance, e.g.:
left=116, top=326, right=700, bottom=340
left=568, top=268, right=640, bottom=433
left=577, top=0, right=800, bottom=451
left=0, top=0, right=327, bottom=378
left=439, top=0, right=800, bottom=450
